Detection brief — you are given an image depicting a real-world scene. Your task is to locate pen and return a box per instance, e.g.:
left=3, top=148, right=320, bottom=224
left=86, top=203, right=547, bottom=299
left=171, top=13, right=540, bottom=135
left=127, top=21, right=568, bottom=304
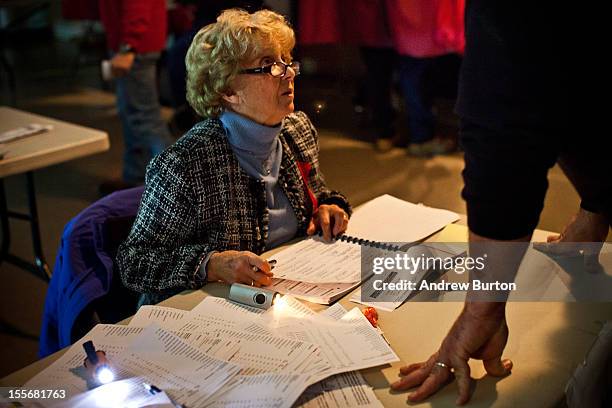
left=83, top=340, right=99, bottom=365
left=143, top=383, right=186, bottom=408
left=251, top=259, right=276, bottom=273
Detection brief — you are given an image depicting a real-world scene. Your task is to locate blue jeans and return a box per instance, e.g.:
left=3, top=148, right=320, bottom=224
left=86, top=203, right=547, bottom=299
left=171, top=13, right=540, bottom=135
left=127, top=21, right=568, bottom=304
left=398, top=55, right=435, bottom=144
left=116, top=52, right=172, bottom=183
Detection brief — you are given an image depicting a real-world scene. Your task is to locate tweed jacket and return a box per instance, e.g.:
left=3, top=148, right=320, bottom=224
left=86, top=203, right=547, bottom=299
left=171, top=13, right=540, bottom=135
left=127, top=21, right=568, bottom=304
left=116, top=111, right=351, bottom=295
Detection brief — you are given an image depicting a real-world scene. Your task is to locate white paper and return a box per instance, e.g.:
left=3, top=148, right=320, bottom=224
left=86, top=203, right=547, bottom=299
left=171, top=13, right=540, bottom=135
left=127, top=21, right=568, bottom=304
left=267, top=278, right=360, bottom=304
left=205, top=373, right=312, bottom=408
left=204, top=327, right=321, bottom=376
left=0, top=123, right=53, bottom=143
left=271, top=236, right=364, bottom=283
left=27, top=295, right=396, bottom=408
left=128, top=305, right=187, bottom=328
left=173, top=296, right=265, bottom=332
left=319, top=303, right=348, bottom=320
left=268, top=308, right=399, bottom=377
left=346, top=194, right=459, bottom=243
left=351, top=243, right=466, bottom=310
left=48, top=377, right=174, bottom=408
left=25, top=325, right=146, bottom=396
left=294, top=371, right=383, bottom=408
left=191, top=296, right=266, bottom=318
left=114, top=325, right=240, bottom=407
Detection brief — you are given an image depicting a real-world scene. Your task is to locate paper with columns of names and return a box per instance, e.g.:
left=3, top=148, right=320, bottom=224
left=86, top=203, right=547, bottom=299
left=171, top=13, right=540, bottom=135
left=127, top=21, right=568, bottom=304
left=25, top=324, right=242, bottom=406
left=147, top=296, right=392, bottom=406
left=127, top=305, right=187, bottom=327
left=26, top=296, right=393, bottom=407
left=294, top=370, right=383, bottom=408
left=113, top=325, right=241, bottom=407
left=270, top=195, right=459, bottom=284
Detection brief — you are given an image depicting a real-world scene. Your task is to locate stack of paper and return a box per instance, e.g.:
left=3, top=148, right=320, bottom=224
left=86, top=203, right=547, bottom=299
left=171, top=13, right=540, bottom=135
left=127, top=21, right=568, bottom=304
left=25, top=296, right=396, bottom=408
left=266, top=195, right=459, bottom=304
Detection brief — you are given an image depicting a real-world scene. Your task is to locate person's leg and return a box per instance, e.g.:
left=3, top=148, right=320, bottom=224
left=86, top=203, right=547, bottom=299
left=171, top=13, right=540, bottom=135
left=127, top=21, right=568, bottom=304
left=360, top=47, right=396, bottom=145
left=398, top=55, right=433, bottom=144
left=116, top=52, right=172, bottom=184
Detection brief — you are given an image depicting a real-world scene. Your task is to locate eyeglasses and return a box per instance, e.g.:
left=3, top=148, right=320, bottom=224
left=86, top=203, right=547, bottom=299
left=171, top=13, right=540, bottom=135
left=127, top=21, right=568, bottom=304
left=240, top=61, right=301, bottom=78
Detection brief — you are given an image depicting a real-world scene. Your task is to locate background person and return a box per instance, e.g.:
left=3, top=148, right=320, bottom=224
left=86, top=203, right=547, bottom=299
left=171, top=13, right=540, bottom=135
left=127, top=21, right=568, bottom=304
left=98, top=0, right=173, bottom=194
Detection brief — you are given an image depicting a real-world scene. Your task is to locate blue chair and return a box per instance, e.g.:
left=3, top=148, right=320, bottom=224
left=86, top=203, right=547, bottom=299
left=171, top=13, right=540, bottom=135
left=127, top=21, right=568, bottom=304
left=39, top=187, right=144, bottom=357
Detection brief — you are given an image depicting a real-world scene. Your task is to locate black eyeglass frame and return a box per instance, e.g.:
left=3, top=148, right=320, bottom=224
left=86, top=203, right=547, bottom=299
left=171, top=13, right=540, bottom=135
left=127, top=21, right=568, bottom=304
left=240, top=61, right=300, bottom=78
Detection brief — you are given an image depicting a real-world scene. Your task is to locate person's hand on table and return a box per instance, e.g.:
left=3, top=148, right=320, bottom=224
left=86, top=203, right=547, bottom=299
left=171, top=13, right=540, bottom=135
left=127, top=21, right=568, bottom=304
left=110, top=52, right=135, bottom=77
left=391, top=302, right=513, bottom=405
left=533, top=208, right=608, bottom=272
left=207, top=250, right=273, bottom=287
left=306, top=204, right=349, bottom=241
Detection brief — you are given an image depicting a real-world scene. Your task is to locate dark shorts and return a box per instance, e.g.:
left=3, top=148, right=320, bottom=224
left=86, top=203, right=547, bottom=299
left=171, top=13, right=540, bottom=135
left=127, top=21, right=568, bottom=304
left=461, top=120, right=611, bottom=240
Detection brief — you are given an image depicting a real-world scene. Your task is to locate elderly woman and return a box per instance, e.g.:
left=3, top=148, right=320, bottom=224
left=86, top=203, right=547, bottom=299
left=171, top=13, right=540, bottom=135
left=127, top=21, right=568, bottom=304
left=117, top=9, right=351, bottom=304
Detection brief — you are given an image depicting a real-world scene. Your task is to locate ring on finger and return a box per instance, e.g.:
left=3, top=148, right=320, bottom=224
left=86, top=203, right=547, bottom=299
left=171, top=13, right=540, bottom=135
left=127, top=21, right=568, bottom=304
left=433, top=361, right=454, bottom=373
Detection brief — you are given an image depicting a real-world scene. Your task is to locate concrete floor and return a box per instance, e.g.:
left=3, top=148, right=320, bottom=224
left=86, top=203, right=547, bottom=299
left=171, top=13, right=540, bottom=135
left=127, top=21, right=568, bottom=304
left=0, top=37, right=596, bottom=378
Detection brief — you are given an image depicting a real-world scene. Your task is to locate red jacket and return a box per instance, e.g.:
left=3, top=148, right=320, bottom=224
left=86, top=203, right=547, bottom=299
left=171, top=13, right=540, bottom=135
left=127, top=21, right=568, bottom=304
left=98, top=0, right=167, bottom=54
left=299, top=0, right=464, bottom=57
left=386, top=0, right=465, bottom=57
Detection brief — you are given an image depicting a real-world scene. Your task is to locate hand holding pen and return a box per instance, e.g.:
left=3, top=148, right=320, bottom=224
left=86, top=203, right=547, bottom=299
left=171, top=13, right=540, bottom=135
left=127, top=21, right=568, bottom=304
left=206, top=250, right=275, bottom=287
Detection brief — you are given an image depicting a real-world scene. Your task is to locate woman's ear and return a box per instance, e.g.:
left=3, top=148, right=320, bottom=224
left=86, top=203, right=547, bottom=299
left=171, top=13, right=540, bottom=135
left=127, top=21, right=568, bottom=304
left=221, top=91, right=240, bottom=106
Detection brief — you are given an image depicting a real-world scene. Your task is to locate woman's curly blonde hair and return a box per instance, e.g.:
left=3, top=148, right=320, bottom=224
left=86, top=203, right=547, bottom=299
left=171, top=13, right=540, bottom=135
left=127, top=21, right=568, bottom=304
left=186, top=8, right=295, bottom=118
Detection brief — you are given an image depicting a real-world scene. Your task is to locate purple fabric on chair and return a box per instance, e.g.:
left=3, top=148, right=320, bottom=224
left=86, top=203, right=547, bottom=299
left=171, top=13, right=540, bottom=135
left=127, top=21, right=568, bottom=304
left=39, top=187, right=144, bottom=357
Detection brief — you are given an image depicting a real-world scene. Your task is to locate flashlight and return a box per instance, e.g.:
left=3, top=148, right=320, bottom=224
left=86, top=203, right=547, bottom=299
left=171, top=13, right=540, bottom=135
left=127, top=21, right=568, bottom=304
left=229, top=283, right=280, bottom=310
left=83, top=340, right=115, bottom=385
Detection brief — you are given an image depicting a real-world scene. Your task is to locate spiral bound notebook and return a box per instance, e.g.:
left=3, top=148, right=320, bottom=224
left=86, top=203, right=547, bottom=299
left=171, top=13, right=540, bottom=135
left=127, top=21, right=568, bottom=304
left=267, top=194, right=460, bottom=304
left=327, top=232, right=403, bottom=252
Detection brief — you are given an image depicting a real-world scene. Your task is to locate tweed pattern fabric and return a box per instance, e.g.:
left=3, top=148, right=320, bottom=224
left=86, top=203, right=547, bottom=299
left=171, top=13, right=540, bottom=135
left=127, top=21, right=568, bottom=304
left=116, top=111, right=351, bottom=295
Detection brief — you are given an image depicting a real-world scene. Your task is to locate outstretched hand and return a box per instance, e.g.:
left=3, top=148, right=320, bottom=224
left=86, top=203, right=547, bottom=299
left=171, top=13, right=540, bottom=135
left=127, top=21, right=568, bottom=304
left=391, top=303, right=513, bottom=405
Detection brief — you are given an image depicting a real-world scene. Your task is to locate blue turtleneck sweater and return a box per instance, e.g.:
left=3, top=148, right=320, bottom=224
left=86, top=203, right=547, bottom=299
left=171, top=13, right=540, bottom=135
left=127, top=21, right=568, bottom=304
left=220, top=110, right=298, bottom=249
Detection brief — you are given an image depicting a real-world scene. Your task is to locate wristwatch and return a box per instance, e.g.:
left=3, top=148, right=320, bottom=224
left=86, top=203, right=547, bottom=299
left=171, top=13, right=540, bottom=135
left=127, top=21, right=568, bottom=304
left=118, top=43, right=135, bottom=54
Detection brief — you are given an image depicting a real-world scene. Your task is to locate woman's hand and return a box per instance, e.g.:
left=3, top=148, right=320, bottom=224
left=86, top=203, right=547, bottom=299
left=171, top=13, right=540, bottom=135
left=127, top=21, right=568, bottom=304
left=206, top=251, right=273, bottom=287
left=391, top=302, right=512, bottom=405
left=306, top=204, right=349, bottom=241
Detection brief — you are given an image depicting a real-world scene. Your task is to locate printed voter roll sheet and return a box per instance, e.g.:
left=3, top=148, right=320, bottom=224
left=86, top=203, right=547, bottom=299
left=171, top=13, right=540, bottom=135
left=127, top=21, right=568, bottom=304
left=25, top=325, right=147, bottom=396
left=318, top=302, right=348, bottom=320
left=204, top=373, right=313, bottom=408
left=271, top=236, right=363, bottom=283
left=127, top=305, right=188, bottom=328
left=202, top=327, right=322, bottom=376
left=191, top=295, right=266, bottom=318
left=172, top=295, right=265, bottom=332
left=294, top=371, right=383, bottom=408
left=270, top=308, right=399, bottom=376
left=113, top=325, right=240, bottom=407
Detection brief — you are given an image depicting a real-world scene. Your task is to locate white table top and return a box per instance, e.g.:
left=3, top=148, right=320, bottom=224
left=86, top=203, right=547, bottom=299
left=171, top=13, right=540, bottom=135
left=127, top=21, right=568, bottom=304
left=0, top=106, right=109, bottom=178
